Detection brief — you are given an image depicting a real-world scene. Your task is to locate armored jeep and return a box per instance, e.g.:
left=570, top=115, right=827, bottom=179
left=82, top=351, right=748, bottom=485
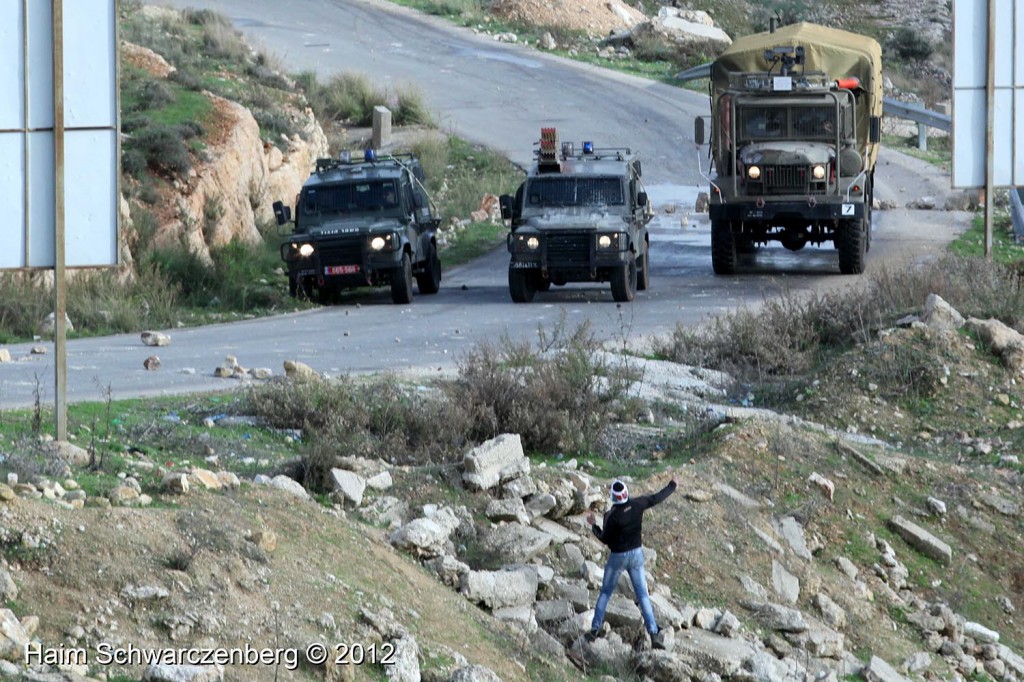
left=273, top=151, right=441, bottom=304
left=499, top=128, right=652, bottom=303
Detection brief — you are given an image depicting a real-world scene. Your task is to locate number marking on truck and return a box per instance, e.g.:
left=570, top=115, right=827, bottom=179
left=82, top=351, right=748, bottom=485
left=842, top=204, right=855, bottom=216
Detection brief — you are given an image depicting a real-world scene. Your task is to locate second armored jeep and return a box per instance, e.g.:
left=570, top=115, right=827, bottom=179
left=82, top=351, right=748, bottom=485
left=500, top=128, right=652, bottom=303
left=273, top=151, right=441, bottom=304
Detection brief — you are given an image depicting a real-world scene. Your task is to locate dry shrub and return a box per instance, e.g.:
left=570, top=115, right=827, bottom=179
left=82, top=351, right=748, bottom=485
left=245, top=376, right=471, bottom=491
left=446, top=320, right=635, bottom=454
left=656, top=255, right=1024, bottom=380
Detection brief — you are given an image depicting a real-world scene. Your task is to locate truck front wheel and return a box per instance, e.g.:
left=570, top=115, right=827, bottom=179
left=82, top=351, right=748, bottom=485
left=836, top=219, right=866, bottom=275
left=391, top=252, right=414, bottom=304
left=611, top=257, right=637, bottom=302
left=509, top=267, right=536, bottom=303
left=711, top=219, right=737, bottom=275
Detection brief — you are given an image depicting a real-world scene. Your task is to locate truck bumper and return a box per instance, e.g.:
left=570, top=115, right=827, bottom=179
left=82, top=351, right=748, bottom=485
left=710, top=198, right=864, bottom=223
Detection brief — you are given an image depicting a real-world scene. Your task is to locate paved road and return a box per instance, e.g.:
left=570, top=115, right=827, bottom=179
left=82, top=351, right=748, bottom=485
left=0, top=0, right=966, bottom=408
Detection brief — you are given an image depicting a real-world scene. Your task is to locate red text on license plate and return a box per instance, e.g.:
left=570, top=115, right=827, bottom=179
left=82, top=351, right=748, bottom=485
left=325, top=264, right=359, bottom=275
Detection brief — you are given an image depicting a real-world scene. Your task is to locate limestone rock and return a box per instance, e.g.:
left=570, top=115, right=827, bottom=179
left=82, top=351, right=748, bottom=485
left=162, top=473, right=190, bottom=494
left=460, top=567, right=538, bottom=609
left=864, top=655, right=910, bottom=682
left=39, top=311, right=74, bottom=336
left=0, top=609, right=29, bottom=662
left=449, top=665, right=502, bottom=682
left=189, top=469, right=223, bottom=490
left=462, top=434, right=529, bottom=491
left=283, top=359, right=319, bottom=381
left=269, top=475, right=309, bottom=500
left=389, top=518, right=452, bottom=558
left=141, top=331, right=171, bottom=347
left=387, top=634, right=420, bottom=682
left=771, top=559, right=800, bottom=605
left=330, top=468, right=366, bottom=507
left=485, top=497, right=530, bottom=525
left=967, top=317, right=1024, bottom=374
left=141, top=664, right=225, bottom=681
left=0, top=350, right=10, bottom=363
left=249, top=529, right=277, bottom=553
left=144, top=355, right=162, bottom=370
left=922, top=294, right=964, bottom=331
left=0, top=571, right=16, bottom=602
left=888, top=515, right=952, bottom=564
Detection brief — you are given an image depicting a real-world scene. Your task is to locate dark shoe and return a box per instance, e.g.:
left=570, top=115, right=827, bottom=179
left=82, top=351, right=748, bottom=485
left=584, top=629, right=600, bottom=644
left=651, top=629, right=666, bottom=650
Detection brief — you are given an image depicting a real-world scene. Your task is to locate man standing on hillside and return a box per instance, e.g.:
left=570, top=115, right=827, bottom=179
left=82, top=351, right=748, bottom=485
left=586, top=475, right=678, bottom=649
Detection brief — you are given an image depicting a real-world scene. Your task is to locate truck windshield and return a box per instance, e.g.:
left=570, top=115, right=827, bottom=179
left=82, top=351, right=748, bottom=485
left=526, top=177, right=624, bottom=207
left=739, top=106, right=837, bottom=140
left=302, top=179, right=400, bottom=215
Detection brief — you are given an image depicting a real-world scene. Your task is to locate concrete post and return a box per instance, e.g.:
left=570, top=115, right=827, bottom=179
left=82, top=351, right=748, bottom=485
left=372, top=106, right=392, bottom=149
left=917, top=122, right=928, bottom=152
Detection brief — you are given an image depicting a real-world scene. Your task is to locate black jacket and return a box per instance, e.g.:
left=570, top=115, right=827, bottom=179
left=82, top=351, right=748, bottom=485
left=591, top=480, right=677, bottom=553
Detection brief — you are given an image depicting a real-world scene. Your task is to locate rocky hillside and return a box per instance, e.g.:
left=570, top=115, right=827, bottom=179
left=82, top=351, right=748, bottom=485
left=0, top=292, right=1022, bottom=682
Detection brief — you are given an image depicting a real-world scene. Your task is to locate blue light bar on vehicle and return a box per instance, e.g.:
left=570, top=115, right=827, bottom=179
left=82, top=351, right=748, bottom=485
left=582, top=141, right=594, bottom=154
left=340, top=150, right=351, bottom=163
left=365, top=149, right=376, bottom=162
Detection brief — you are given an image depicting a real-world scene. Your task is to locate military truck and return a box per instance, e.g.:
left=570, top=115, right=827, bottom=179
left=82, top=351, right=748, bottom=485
left=272, top=151, right=442, bottom=304
left=696, top=22, right=883, bottom=275
left=499, top=128, right=652, bottom=303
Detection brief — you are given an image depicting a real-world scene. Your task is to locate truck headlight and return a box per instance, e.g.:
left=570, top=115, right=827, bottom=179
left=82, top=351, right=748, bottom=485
left=297, top=243, right=314, bottom=257
left=747, top=165, right=761, bottom=180
left=597, top=233, right=621, bottom=249
left=812, top=164, right=826, bottom=180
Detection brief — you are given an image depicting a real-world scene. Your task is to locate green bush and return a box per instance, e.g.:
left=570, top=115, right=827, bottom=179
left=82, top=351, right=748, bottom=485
left=126, top=125, right=194, bottom=178
left=887, top=27, right=934, bottom=63
left=392, top=84, right=432, bottom=126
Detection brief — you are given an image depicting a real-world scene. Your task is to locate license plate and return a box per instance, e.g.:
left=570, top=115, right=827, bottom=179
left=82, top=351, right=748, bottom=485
left=325, top=264, right=359, bottom=275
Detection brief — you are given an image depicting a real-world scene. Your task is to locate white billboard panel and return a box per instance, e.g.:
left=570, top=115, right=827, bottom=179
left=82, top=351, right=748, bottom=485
left=953, top=0, right=1022, bottom=188
left=0, top=134, right=26, bottom=269
left=28, top=132, right=56, bottom=268
left=66, top=130, right=118, bottom=266
left=64, top=0, right=116, bottom=128
left=1, top=0, right=118, bottom=270
left=26, top=0, right=54, bottom=131
left=0, top=2, right=23, bottom=129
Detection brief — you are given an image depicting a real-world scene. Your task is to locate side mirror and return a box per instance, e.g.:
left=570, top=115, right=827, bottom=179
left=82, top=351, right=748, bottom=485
left=634, top=161, right=642, bottom=178
left=694, top=117, right=706, bottom=146
left=272, top=201, right=291, bottom=226
left=869, top=116, right=881, bottom=144
left=637, top=192, right=648, bottom=207
left=499, top=194, right=514, bottom=221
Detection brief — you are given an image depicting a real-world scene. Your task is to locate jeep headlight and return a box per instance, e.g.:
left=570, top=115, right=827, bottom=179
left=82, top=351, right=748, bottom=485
left=597, top=233, right=621, bottom=250
left=297, top=243, right=315, bottom=257
left=747, top=165, right=761, bottom=180
left=812, top=164, right=826, bottom=180
left=369, top=233, right=397, bottom=251
left=512, top=234, right=541, bottom=253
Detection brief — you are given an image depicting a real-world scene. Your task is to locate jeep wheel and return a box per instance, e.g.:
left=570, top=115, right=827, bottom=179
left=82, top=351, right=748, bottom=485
left=288, top=276, right=298, bottom=298
left=391, top=252, right=414, bottom=304
left=711, top=219, right=737, bottom=275
left=611, top=257, right=636, bottom=303
left=416, top=243, right=442, bottom=295
left=509, top=267, right=536, bottom=303
left=836, top=219, right=866, bottom=275
left=533, top=272, right=551, bottom=292
left=637, top=250, right=650, bottom=291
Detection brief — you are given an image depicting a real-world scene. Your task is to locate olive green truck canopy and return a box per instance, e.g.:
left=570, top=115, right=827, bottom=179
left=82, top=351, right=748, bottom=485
left=711, top=22, right=883, bottom=168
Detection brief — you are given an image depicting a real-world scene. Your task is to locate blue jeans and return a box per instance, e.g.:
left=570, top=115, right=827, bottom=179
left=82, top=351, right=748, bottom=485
left=591, top=547, right=658, bottom=634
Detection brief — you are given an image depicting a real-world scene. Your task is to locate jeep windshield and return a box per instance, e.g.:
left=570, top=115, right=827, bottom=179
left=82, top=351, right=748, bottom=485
left=301, top=180, right=400, bottom=216
left=525, top=177, right=624, bottom=208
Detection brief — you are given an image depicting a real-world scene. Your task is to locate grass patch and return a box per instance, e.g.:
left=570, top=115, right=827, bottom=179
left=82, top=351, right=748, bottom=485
left=949, top=213, right=1024, bottom=264
left=882, top=133, right=952, bottom=168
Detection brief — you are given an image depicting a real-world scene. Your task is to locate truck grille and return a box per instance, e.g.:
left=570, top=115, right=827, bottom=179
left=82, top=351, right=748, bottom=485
left=749, top=165, right=826, bottom=196
left=317, top=237, right=363, bottom=264
left=545, top=232, right=591, bottom=267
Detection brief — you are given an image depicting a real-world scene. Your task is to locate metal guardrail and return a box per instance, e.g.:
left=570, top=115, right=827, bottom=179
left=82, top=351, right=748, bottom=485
left=676, top=63, right=952, bottom=150
left=1011, top=188, right=1024, bottom=243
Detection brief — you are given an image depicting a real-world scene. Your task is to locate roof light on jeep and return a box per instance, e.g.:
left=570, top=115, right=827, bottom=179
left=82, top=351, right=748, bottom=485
left=340, top=150, right=351, bottom=163
left=835, top=77, right=860, bottom=91
left=582, top=141, right=594, bottom=154
left=364, top=149, right=376, bottom=162
left=561, top=142, right=574, bottom=158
